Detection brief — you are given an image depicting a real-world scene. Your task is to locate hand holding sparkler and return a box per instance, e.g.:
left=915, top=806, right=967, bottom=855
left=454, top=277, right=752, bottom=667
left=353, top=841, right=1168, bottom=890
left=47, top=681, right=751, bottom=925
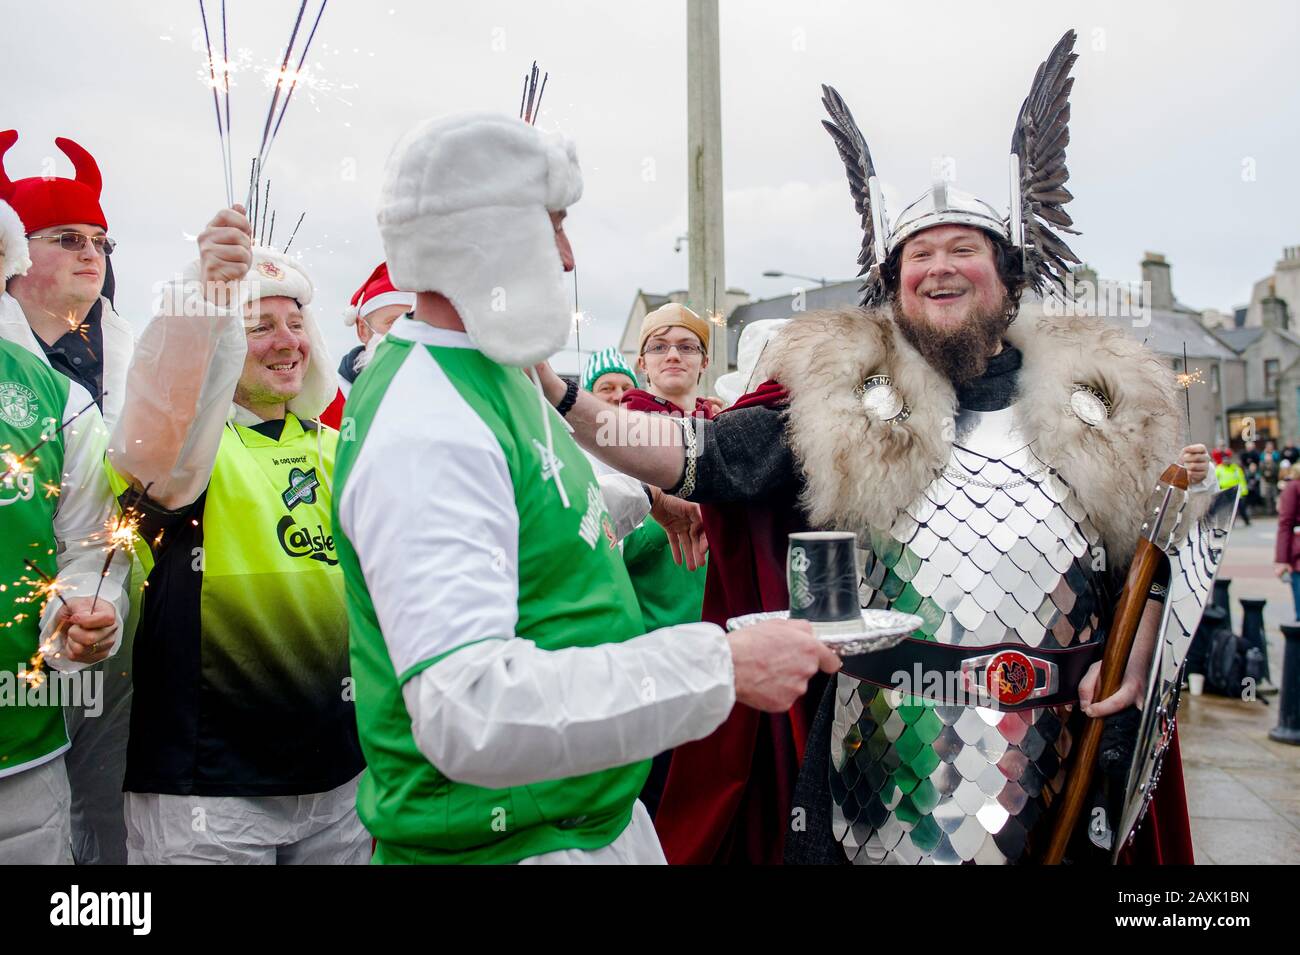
left=50, top=596, right=119, bottom=666
left=1180, top=442, right=1211, bottom=485
left=198, top=203, right=253, bottom=306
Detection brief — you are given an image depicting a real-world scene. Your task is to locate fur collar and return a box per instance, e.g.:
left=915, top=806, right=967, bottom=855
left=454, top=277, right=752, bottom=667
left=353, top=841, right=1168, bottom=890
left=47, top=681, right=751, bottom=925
left=763, top=306, right=1183, bottom=568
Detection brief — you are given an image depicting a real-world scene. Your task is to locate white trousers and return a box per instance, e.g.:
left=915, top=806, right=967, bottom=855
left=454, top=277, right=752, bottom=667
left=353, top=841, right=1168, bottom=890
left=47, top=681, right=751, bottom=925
left=518, top=800, right=666, bottom=865
left=0, top=754, right=73, bottom=865
left=125, top=773, right=371, bottom=865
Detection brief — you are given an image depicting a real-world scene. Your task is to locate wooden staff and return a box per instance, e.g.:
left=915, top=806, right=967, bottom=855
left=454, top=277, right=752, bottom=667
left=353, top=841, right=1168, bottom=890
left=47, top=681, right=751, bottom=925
left=1041, top=463, right=1188, bottom=864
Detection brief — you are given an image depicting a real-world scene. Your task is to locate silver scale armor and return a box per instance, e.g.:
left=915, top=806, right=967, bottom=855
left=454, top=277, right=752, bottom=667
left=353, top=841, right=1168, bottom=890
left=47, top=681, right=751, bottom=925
left=830, top=403, right=1109, bottom=864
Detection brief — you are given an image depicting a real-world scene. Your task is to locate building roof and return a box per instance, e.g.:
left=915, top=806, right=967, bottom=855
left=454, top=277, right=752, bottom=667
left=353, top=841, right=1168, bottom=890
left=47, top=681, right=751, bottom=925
left=1215, top=327, right=1264, bottom=353
left=1097, top=307, right=1240, bottom=362
left=729, top=280, right=860, bottom=326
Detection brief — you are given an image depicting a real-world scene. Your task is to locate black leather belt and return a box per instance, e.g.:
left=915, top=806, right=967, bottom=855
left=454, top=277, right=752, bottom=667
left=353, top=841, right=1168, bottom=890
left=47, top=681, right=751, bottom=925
left=840, top=637, right=1104, bottom=711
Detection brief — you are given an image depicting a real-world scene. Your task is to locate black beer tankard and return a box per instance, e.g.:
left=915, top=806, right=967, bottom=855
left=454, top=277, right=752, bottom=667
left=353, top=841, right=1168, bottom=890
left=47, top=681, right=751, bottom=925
left=787, top=531, right=860, bottom=628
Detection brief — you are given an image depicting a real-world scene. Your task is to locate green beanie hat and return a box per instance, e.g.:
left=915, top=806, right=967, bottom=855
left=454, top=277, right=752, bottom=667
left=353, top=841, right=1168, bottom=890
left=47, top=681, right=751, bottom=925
left=581, top=346, right=638, bottom=392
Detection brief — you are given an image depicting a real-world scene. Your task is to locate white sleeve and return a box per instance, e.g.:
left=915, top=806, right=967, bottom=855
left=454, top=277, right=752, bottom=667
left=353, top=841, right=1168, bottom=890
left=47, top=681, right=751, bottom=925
left=401, top=624, right=735, bottom=789
left=1190, top=467, right=1220, bottom=495
left=599, top=472, right=651, bottom=542
left=42, top=383, right=130, bottom=672
left=108, top=282, right=247, bottom=510
left=337, top=350, right=735, bottom=788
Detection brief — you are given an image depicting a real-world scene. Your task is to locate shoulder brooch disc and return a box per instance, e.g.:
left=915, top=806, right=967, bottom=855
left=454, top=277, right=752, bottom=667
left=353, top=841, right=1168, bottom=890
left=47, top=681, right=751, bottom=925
left=1069, top=383, right=1112, bottom=427
left=858, top=374, right=910, bottom=423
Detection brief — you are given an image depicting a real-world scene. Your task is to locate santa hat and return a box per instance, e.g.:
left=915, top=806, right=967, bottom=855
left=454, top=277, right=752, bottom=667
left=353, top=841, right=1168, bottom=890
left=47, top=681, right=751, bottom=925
left=182, top=245, right=336, bottom=421
left=0, top=130, right=108, bottom=233
left=378, top=112, right=581, bottom=367
left=343, top=261, right=414, bottom=327
left=0, top=198, right=31, bottom=280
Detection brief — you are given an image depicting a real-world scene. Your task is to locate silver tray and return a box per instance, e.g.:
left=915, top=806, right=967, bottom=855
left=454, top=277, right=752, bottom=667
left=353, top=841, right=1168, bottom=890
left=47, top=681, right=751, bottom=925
left=725, top=608, right=923, bottom=656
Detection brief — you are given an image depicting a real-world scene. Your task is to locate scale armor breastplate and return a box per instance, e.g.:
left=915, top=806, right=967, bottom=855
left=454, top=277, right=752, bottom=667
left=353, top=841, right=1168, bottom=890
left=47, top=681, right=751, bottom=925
left=830, top=404, right=1109, bottom=864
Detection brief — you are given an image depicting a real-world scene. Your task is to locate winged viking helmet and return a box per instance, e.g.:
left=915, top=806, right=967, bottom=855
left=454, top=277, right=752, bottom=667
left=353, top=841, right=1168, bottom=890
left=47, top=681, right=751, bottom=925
left=821, top=29, right=1081, bottom=307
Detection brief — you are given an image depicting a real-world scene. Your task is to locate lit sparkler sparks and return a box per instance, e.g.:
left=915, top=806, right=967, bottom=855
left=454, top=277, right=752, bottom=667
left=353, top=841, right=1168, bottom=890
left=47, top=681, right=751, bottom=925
left=90, top=493, right=147, bottom=613
left=1179, top=342, right=1203, bottom=441
left=12, top=560, right=72, bottom=687
left=0, top=393, right=102, bottom=487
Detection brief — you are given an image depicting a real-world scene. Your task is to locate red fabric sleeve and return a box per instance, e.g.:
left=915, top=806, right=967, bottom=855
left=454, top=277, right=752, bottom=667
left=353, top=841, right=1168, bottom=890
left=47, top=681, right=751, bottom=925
left=1275, top=481, right=1298, bottom=565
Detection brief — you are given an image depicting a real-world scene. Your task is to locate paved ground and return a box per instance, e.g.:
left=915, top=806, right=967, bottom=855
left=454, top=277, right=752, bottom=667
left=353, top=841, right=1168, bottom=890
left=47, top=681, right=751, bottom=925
left=1178, top=512, right=1300, bottom=864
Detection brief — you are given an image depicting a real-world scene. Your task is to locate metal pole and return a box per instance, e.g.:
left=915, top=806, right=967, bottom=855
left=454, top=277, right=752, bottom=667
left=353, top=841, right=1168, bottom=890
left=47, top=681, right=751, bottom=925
left=687, top=0, right=726, bottom=390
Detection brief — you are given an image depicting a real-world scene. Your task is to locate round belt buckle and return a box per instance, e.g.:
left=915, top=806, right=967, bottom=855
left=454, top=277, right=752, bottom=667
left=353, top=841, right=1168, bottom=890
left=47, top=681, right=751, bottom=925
left=985, top=650, right=1037, bottom=706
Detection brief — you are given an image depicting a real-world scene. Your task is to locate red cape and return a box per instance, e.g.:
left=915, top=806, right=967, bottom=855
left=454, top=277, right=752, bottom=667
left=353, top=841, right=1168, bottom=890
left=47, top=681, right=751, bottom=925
left=621, top=388, right=716, bottom=420
left=651, top=380, right=1195, bottom=865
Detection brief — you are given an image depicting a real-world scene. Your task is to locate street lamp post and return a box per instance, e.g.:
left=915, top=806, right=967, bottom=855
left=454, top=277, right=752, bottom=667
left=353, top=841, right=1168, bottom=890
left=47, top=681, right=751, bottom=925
left=762, top=269, right=844, bottom=288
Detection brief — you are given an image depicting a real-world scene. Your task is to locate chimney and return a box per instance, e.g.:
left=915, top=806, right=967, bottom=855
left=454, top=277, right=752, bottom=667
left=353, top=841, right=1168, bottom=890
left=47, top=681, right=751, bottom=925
left=1279, top=246, right=1300, bottom=271
left=1261, top=295, right=1290, bottom=330
left=1141, top=252, right=1174, bottom=311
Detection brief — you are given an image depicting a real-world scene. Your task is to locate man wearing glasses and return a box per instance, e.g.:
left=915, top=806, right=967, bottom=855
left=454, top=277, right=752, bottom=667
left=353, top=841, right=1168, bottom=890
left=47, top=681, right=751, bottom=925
left=624, top=303, right=719, bottom=420
left=0, top=131, right=138, bottom=866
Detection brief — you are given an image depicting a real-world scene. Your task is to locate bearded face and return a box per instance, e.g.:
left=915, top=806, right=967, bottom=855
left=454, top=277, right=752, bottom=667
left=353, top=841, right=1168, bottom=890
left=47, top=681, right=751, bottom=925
left=892, top=224, right=1012, bottom=385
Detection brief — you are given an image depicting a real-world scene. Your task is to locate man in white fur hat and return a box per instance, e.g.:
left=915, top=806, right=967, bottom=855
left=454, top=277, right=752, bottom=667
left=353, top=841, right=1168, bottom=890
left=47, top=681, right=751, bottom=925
left=332, top=112, right=838, bottom=864
left=107, top=203, right=369, bottom=864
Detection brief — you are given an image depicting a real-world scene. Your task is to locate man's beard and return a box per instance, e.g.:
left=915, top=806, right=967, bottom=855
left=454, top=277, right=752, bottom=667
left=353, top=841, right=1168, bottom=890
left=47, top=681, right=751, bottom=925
left=892, top=291, right=1011, bottom=385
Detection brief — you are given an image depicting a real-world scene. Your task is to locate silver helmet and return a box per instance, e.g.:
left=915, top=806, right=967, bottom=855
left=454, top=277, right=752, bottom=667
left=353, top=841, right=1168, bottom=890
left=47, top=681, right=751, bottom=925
left=822, top=30, right=1082, bottom=307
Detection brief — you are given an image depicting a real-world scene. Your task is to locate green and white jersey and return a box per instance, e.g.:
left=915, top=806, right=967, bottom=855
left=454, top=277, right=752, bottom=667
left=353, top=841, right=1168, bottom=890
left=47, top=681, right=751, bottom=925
left=335, top=319, right=734, bottom=864
left=1, top=337, right=121, bottom=778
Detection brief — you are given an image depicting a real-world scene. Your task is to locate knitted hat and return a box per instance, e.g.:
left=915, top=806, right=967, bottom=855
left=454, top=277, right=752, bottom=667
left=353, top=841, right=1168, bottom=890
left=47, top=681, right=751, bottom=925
left=581, top=346, right=637, bottom=392
left=0, top=131, right=108, bottom=232
left=378, top=112, right=581, bottom=367
left=638, top=302, right=710, bottom=353
left=343, top=261, right=414, bottom=327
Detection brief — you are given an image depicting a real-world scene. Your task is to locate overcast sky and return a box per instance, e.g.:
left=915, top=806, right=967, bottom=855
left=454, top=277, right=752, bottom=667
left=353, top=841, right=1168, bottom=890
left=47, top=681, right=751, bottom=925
left=4, top=0, right=1297, bottom=371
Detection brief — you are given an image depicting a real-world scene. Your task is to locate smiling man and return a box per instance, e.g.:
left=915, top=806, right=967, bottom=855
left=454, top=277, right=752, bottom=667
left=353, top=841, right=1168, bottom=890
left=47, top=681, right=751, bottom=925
left=107, top=206, right=367, bottom=864
left=538, top=31, right=1216, bottom=865
left=623, top=304, right=716, bottom=419
left=0, top=131, right=139, bottom=866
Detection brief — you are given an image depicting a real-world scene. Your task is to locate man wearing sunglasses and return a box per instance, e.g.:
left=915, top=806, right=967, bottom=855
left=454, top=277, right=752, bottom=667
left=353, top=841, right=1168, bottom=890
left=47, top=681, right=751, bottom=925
left=0, top=131, right=139, bottom=867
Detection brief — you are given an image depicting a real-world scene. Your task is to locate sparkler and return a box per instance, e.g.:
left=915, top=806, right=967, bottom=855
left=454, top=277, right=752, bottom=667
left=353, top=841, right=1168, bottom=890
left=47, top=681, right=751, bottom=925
left=262, top=0, right=329, bottom=170
left=252, top=0, right=309, bottom=192
left=1177, top=342, right=1204, bottom=441
left=520, top=61, right=548, bottom=125
left=259, top=178, right=271, bottom=245
left=1, top=393, right=101, bottom=486
left=282, top=212, right=306, bottom=254
left=199, top=0, right=234, bottom=205
left=90, top=484, right=150, bottom=613
left=12, top=560, right=71, bottom=687
left=707, top=276, right=726, bottom=326
left=571, top=266, right=584, bottom=358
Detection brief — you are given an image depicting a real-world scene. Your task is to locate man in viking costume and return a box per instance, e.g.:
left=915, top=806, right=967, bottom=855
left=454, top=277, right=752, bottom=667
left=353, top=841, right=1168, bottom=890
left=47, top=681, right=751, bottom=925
left=537, top=30, right=1225, bottom=864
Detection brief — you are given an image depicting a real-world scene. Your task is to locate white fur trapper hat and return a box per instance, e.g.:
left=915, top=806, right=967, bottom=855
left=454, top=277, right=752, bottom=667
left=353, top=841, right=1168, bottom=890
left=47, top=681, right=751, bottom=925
left=377, top=112, right=582, bottom=367
left=182, top=245, right=336, bottom=421
left=0, top=197, right=31, bottom=280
